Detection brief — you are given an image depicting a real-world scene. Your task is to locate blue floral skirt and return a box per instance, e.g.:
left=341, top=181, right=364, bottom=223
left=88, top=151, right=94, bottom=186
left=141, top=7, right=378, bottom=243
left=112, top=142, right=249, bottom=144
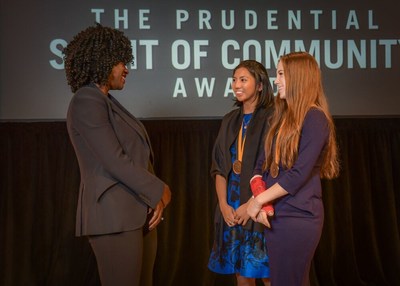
left=209, top=123, right=270, bottom=278
left=208, top=221, right=270, bottom=278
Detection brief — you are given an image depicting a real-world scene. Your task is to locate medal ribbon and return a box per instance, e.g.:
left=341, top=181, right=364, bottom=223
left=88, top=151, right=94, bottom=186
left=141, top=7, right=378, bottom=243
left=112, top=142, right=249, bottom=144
left=237, top=121, right=246, bottom=163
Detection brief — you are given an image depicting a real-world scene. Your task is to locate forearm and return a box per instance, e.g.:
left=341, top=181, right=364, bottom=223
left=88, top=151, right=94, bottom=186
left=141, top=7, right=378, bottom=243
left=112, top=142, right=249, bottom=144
left=160, top=184, right=171, bottom=207
left=215, top=174, right=228, bottom=207
left=255, top=182, right=288, bottom=205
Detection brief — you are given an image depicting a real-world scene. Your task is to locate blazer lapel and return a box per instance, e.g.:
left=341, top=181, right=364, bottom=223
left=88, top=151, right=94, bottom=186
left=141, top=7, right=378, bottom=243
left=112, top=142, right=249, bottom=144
left=107, top=96, right=155, bottom=163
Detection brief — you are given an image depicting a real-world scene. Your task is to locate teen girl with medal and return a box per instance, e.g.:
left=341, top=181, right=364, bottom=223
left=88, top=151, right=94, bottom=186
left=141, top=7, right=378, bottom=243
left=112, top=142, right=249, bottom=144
left=208, top=60, right=274, bottom=286
left=247, top=52, right=339, bottom=286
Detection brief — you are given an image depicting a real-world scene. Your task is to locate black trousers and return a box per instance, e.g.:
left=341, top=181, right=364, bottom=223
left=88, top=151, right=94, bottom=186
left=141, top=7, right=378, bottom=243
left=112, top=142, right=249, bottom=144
left=89, top=228, right=157, bottom=286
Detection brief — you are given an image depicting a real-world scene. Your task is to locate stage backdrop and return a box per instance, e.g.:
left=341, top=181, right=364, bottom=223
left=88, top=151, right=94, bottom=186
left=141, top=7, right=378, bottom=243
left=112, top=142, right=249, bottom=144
left=0, top=0, right=399, bottom=120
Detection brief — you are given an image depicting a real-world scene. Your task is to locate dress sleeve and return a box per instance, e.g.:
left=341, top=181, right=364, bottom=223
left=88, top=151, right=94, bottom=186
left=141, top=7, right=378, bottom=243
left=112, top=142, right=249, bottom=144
left=277, top=109, right=329, bottom=196
left=253, top=149, right=266, bottom=176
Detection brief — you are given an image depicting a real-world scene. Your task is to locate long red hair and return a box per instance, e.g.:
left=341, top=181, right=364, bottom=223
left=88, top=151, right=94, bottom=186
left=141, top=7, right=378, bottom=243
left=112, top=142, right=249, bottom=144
left=265, top=51, right=339, bottom=179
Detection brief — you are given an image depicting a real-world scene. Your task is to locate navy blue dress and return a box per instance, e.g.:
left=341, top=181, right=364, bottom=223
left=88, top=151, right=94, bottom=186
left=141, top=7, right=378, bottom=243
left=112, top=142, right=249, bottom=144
left=208, top=113, right=270, bottom=278
left=254, top=109, right=329, bottom=286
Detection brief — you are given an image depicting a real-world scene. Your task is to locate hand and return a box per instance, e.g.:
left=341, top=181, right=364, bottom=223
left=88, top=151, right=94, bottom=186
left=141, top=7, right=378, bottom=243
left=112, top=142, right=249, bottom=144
left=148, top=201, right=164, bottom=231
left=220, top=203, right=238, bottom=227
left=247, top=196, right=263, bottom=221
left=235, top=202, right=251, bottom=226
left=256, top=211, right=271, bottom=228
left=147, top=184, right=171, bottom=231
left=263, top=205, right=275, bottom=217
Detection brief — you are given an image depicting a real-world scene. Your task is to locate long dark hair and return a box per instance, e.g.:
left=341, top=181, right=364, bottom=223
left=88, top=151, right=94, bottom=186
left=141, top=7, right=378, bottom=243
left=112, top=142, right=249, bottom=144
left=232, top=60, right=274, bottom=110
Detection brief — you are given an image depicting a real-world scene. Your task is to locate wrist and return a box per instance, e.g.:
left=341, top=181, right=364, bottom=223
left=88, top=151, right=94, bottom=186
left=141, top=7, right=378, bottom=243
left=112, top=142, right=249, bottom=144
left=219, top=201, right=229, bottom=210
left=254, top=196, right=263, bottom=208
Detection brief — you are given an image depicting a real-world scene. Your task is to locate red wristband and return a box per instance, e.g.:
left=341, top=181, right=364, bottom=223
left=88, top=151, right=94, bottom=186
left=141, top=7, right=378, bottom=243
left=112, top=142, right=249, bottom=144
left=250, top=175, right=265, bottom=196
left=250, top=175, right=274, bottom=215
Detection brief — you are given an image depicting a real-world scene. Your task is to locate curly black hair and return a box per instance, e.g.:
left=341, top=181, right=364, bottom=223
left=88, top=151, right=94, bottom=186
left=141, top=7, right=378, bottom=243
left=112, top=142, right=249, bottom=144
left=63, top=23, right=134, bottom=93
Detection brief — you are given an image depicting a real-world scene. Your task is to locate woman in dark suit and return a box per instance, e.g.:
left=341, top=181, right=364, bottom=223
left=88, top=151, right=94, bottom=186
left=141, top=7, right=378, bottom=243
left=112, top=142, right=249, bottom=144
left=63, top=24, right=171, bottom=286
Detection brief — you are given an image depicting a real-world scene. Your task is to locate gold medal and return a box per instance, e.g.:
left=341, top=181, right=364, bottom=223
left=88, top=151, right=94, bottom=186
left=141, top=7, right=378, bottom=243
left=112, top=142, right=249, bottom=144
left=233, top=160, right=242, bottom=174
left=270, top=161, right=279, bottom=178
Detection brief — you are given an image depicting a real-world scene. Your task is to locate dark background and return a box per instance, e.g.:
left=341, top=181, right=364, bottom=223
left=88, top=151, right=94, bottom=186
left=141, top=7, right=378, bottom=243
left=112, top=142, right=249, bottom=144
left=1, top=118, right=400, bottom=286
